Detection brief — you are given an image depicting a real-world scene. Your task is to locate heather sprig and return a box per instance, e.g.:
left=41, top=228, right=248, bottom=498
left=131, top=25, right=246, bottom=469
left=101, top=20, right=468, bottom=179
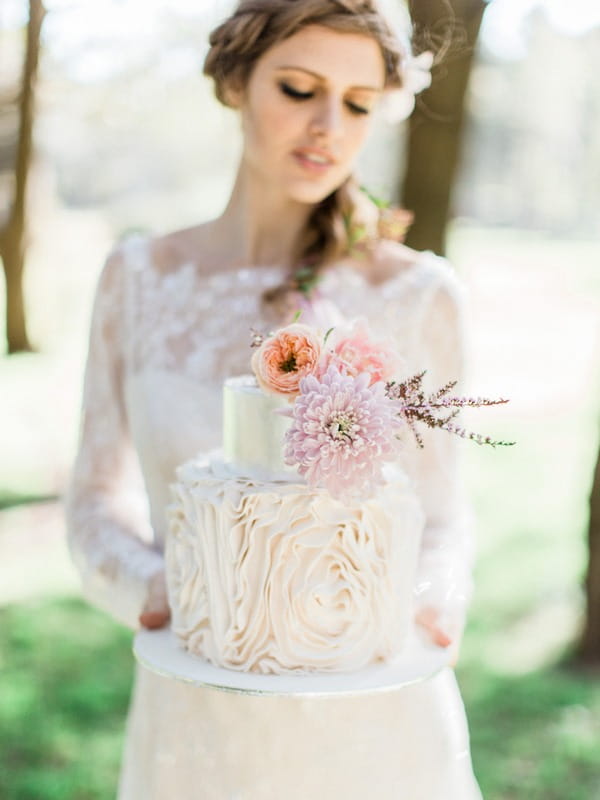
left=385, top=371, right=516, bottom=449
left=250, top=327, right=266, bottom=348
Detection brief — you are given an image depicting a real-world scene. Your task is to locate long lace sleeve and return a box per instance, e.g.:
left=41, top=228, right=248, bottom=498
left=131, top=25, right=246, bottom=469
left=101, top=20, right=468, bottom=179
left=64, top=246, right=166, bottom=629
left=411, top=263, right=477, bottom=645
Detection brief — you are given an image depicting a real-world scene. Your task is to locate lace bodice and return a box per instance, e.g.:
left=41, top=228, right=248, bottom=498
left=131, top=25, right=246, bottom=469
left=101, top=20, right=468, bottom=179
left=65, top=234, right=476, bottom=634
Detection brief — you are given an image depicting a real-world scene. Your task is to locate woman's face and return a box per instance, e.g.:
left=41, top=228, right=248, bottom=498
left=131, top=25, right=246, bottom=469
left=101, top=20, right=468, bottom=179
left=236, top=24, right=386, bottom=204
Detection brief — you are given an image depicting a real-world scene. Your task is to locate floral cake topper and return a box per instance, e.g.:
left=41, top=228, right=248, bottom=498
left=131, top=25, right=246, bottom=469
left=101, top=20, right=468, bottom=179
left=250, top=319, right=515, bottom=500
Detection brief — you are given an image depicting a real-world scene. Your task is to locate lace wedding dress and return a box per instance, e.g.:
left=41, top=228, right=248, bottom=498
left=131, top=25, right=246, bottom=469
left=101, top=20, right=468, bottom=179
left=65, top=234, right=483, bottom=799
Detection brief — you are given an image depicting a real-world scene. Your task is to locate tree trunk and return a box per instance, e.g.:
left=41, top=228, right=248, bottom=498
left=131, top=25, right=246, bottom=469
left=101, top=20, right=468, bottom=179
left=0, top=0, right=46, bottom=354
left=402, top=0, right=487, bottom=256
left=1, top=226, right=30, bottom=352
left=578, top=434, right=600, bottom=662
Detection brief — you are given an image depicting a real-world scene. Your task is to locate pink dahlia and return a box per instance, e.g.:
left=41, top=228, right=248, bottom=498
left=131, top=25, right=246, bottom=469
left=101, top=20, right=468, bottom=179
left=283, top=366, right=402, bottom=501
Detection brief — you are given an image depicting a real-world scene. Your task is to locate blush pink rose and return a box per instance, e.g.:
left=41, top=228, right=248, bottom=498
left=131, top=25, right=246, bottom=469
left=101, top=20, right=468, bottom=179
left=251, top=323, right=322, bottom=398
left=320, top=318, right=402, bottom=386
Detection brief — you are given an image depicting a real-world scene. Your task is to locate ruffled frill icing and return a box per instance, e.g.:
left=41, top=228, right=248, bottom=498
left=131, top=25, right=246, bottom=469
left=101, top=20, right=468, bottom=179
left=166, top=458, right=425, bottom=674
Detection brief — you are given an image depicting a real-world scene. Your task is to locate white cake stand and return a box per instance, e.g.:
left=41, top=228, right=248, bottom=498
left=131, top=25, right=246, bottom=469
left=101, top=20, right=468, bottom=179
left=133, top=629, right=451, bottom=697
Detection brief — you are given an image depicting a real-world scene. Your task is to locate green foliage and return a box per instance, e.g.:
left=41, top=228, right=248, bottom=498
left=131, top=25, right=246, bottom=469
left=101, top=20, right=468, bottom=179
left=0, top=599, right=132, bottom=800
left=0, top=492, right=58, bottom=511
left=458, top=662, right=600, bottom=799
left=292, top=264, right=322, bottom=296
left=358, top=184, right=389, bottom=210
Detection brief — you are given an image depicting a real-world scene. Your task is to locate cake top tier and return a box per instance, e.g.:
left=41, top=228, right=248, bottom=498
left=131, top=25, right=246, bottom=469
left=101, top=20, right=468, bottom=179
left=223, top=376, right=297, bottom=480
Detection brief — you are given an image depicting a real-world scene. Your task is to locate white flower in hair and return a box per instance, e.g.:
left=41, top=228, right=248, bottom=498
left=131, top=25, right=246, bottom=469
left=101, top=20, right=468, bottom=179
left=379, top=50, right=434, bottom=123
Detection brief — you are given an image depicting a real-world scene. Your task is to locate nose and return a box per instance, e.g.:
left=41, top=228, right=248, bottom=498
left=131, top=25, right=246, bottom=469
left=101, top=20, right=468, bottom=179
left=308, top=94, right=343, bottom=141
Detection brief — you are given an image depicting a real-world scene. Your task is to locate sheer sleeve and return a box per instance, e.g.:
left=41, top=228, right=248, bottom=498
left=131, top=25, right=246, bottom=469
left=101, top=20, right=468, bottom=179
left=410, top=263, right=477, bottom=643
left=64, top=244, right=166, bottom=630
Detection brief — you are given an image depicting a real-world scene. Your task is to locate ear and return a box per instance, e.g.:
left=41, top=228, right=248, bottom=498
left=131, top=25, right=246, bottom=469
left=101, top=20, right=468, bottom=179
left=222, top=79, right=244, bottom=109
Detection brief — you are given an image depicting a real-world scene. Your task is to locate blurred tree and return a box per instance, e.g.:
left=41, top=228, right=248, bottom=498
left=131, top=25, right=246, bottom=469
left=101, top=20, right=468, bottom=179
left=402, top=0, right=490, bottom=255
left=0, top=0, right=46, bottom=354
left=580, top=448, right=600, bottom=662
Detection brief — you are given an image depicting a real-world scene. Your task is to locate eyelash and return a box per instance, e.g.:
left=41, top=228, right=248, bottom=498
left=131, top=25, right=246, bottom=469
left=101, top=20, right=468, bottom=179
left=279, top=82, right=370, bottom=116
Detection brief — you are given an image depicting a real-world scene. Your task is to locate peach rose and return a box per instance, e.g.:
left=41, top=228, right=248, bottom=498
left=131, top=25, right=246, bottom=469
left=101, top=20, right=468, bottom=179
left=320, top=318, right=402, bottom=386
left=251, top=323, right=322, bottom=398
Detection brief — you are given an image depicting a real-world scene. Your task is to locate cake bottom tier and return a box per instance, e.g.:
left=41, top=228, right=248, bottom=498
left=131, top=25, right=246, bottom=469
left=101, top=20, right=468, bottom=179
left=166, top=460, right=425, bottom=675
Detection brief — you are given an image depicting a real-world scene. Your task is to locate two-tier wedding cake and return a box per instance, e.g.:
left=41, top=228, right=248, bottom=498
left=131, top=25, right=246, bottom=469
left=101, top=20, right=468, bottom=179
left=165, top=375, right=425, bottom=675
left=163, top=315, right=511, bottom=676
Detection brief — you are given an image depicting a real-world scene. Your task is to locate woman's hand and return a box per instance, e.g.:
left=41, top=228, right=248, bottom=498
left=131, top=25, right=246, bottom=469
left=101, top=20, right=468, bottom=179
left=139, top=609, right=171, bottom=629
left=139, top=570, right=171, bottom=630
left=415, top=606, right=462, bottom=667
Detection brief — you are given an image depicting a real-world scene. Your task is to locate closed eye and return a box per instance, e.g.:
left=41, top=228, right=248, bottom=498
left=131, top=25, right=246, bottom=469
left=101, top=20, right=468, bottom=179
left=346, top=101, right=370, bottom=116
left=279, top=82, right=313, bottom=100
left=279, top=82, right=371, bottom=116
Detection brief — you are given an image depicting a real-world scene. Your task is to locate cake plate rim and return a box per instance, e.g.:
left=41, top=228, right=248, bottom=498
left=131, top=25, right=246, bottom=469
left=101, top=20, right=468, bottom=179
left=133, top=629, right=452, bottom=697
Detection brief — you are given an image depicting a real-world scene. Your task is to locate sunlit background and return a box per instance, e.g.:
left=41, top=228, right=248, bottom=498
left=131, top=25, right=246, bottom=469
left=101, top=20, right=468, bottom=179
left=1, top=1, right=599, bottom=798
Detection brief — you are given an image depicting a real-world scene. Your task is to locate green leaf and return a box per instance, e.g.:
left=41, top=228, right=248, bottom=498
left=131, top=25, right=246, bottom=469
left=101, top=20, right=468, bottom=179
left=358, top=184, right=389, bottom=209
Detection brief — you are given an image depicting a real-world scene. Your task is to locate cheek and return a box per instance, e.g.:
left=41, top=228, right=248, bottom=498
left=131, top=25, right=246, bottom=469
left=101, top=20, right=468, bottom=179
left=243, top=95, right=302, bottom=157
left=345, top=118, right=373, bottom=157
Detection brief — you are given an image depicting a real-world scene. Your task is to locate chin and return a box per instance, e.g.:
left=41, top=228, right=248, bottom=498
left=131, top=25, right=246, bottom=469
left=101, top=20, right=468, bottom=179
left=286, top=177, right=346, bottom=205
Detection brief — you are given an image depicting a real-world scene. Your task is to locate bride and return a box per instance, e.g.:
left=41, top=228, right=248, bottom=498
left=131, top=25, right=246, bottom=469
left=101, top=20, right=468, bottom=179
left=66, top=1, right=483, bottom=797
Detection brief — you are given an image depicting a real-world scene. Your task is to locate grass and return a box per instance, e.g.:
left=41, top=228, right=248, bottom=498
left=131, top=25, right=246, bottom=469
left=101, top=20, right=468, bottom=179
left=0, top=492, right=59, bottom=511
left=460, top=659, right=600, bottom=800
left=0, top=599, right=132, bottom=800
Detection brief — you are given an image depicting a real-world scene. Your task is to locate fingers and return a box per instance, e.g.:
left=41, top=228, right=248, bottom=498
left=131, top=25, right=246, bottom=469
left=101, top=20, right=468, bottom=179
left=139, top=610, right=171, bottom=630
left=431, top=626, right=452, bottom=648
left=139, top=571, right=170, bottom=629
left=415, top=606, right=452, bottom=648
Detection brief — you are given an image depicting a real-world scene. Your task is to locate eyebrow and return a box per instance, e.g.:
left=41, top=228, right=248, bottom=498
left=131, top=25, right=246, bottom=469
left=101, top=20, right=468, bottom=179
left=275, top=65, right=382, bottom=93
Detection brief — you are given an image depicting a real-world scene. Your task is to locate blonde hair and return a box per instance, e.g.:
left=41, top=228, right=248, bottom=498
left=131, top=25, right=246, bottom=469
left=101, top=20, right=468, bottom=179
left=204, top=0, right=412, bottom=302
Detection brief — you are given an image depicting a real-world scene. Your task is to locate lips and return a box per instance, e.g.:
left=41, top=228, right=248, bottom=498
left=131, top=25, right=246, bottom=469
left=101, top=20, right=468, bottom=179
left=292, top=147, right=337, bottom=174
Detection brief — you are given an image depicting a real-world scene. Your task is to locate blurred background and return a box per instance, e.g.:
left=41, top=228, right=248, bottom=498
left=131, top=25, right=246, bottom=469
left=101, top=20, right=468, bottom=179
left=1, top=0, right=599, bottom=797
